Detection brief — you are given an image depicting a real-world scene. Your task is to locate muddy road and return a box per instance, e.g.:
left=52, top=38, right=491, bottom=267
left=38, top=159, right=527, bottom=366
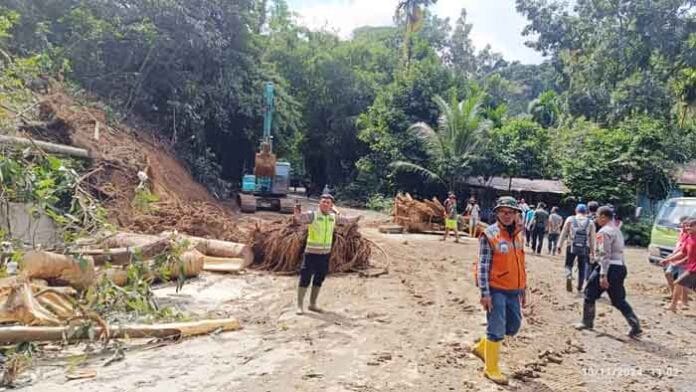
left=24, top=207, right=696, bottom=392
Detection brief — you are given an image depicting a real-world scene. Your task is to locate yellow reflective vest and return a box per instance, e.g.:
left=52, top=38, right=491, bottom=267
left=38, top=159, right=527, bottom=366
left=305, top=212, right=336, bottom=255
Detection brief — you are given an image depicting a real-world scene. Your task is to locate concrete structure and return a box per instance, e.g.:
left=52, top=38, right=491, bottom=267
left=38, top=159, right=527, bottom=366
left=0, top=202, right=61, bottom=247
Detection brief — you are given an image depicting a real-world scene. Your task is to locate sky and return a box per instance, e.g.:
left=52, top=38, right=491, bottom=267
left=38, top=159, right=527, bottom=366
left=286, top=0, right=545, bottom=64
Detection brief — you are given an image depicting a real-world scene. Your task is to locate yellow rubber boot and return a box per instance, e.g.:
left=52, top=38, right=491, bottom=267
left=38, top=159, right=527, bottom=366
left=484, top=339, right=509, bottom=385
left=471, top=337, right=485, bottom=362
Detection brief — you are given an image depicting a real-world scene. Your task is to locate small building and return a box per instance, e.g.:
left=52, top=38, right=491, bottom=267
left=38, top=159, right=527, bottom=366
left=464, top=176, right=570, bottom=222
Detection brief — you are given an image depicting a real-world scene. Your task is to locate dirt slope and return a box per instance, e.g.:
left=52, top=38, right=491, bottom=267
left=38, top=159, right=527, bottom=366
left=29, top=91, right=245, bottom=241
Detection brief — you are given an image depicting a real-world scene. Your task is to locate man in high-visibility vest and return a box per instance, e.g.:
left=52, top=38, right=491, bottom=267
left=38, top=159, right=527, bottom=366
left=471, top=196, right=527, bottom=385
left=293, top=194, right=361, bottom=315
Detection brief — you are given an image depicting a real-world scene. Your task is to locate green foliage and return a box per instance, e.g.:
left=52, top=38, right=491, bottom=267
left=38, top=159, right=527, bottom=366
left=622, top=220, right=652, bottom=247
left=0, top=149, right=108, bottom=241
left=86, top=240, right=191, bottom=323
left=558, top=116, right=681, bottom=206
left=486, top=118, right=556, bottom=180
left=529, top=90, right=560, bottom=128
left=0, top=8, right=19, bottom=40
left=131, top=187, right=159, bottom=213
left=366, top=194, right=394, bottom=214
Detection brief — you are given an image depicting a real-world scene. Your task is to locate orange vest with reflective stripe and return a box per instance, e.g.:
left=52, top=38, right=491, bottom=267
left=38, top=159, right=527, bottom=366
left=483, top=223, right=526, bottom=290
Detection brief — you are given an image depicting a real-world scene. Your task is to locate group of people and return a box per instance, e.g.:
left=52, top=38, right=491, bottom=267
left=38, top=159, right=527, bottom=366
left=473, top=197, right=644, bottom=385
left=660, top=216, right=696, bottom=312
left=442, top=192, right=480, bottom=242
left=289, top=193, right=694, bottom=386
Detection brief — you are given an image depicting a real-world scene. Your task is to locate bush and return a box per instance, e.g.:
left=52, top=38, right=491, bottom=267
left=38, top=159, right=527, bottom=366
left=622, top=220, right=651, bottom=247
left=365, top=194, right=393, bottom=214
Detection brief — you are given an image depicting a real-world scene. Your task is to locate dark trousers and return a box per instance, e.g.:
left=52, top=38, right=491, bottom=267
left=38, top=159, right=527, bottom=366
left=584, top=264, right=636, bottom=319
left=548, top=233, right=560, bottom=254
left=525, top=228, right=532, bottom=245
left=565, top=247, right=590, bottom=290
left=531, top=225, right=545, bottom=254
left=299, top=253, right=330, bottom=288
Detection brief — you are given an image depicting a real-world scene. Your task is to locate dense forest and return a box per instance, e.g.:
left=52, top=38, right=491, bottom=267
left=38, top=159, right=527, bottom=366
left=1, top=0, right=694, bottom=211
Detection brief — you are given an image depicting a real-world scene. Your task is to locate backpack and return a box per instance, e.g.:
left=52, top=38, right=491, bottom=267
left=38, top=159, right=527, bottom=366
left=572, top=217, right=591, bottom=256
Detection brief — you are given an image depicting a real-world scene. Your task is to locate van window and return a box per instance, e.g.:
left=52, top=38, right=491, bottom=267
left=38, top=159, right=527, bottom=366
left=656, top=199, right=696, bottom=228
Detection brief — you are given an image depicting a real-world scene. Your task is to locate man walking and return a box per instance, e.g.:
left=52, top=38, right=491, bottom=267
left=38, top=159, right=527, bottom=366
left=294, top=194, right=360, bottom=315
left=465, top=197, right=481, bottom=238
left=524, top=205, right=535, bottom=247
left=531, top=203, right=549, bottom=254
left=547, top=207, right=563, bottom=255
left=443, top=192, right=459, bottom=243
left=558, top=204, right=596, bottom=292
left=471, top=196, right=527, bottom=385
left=574, top=206, right=642, bottom=338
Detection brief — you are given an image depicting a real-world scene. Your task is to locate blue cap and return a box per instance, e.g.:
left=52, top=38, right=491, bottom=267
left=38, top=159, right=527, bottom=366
left=576, top=203, right=587, bottom=213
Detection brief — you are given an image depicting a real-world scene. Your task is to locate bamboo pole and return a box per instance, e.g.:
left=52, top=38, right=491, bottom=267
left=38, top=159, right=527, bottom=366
left=0, top=318, right=241, bottom=343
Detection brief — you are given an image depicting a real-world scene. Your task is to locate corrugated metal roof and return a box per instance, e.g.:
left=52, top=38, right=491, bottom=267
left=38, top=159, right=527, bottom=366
left=465, top=176, right=570, bottom=194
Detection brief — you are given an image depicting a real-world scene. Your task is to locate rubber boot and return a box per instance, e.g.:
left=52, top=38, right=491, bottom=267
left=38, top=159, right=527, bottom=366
left=308, top=285, right=324, bottom=313
left=625, top=313, right=643, bottom=339
left=565, top=268, right=573, bottom=292
left=296, top=286, right=307, bottom=315
left=483, top=339, right=508, bottom=385
left=574, top=302, right=595, bottom=330
left=471, top=337, right=485, bottom=362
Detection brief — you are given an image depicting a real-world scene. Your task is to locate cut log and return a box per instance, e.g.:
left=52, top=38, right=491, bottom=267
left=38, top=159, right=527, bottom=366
left=21, top=251, right=96, bottom=290
left=101, top=232, right=160, bottom=248
left=167, top=250, right=204, bottom=279
left=99, top=233, right=252, bottom=266
left=0, top=318, right=241, bottom=343
left=0, top=135, right=91, bottom=159
left=100, top=268, right=128, bottom=286
left=80, top=238, right=171, bottom=266
left=202, top=256, right=245, bottom=273
left=191, top=239, right=252, bottom=267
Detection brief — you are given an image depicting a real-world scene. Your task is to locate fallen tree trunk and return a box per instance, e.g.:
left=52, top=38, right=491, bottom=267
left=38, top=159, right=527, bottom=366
left=100, top=232, right=252, bottom=266
left=80, top=238, right=171, bottom=266
left=100, top=232, right=160, bottom=248
left=0, top=318, right=241, bottom=343
left=21, top=251, right=96, bottom=290
left=0, top=135, right=91, bottom=159
left=191, top=238, right=253, bottom=267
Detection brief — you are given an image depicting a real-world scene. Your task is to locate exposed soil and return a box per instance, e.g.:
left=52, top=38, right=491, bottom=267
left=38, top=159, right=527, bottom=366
left=21, top=206, right=695, bottom=392
left=25, top=91, right=245, bottom=242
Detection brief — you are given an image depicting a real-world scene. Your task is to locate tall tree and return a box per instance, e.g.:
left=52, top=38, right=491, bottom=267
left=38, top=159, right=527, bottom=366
left=447, top=8, right=476, bottom=77
left=529, top=90, right=561, bottom=128
left=394, top=0, right=438, bottom=67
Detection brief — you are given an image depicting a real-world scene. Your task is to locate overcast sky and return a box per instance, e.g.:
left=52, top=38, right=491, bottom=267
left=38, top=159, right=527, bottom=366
left=286, top=0, right=545, bottom=64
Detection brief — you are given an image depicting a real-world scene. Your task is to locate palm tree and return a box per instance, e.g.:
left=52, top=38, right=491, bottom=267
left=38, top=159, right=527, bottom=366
left=529, top=90, right=561, bottom=128
left=394, top=0, right=438, bottom=67
left=390, top=90, right=489, bottom=191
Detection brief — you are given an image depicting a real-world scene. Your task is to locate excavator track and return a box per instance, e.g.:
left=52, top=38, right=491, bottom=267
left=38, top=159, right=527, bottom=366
left=238, top=193, right=258, bottom=213
left=279, top=198, right=296, bottom=214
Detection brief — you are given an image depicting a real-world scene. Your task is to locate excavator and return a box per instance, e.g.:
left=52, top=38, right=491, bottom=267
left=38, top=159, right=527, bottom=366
left=238, top=82, right=295, bottom=214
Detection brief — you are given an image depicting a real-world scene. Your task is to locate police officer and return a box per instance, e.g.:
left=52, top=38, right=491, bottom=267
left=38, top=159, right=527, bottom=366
left=293, top=194, right=360, bottom=315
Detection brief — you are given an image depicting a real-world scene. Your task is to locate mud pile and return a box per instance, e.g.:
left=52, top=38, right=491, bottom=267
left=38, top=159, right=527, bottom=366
left=28, top=91, right=245, bottom=242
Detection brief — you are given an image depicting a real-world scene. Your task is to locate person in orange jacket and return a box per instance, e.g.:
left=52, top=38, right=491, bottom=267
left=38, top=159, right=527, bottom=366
left=470, top=196, right=527, bottom=385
